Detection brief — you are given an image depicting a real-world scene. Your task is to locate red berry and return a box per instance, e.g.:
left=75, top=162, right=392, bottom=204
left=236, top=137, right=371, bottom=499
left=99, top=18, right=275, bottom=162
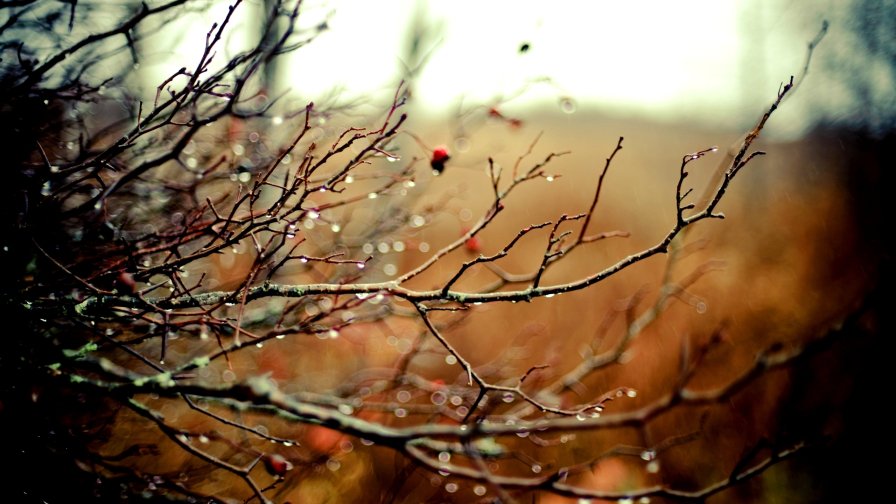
left=430, top=146, right=450, bottom=173
left=431, top=146, right=449, bottom=162
left=464, top=235, right=481, bottom=253
left=263, top=453, right=292, bottom=476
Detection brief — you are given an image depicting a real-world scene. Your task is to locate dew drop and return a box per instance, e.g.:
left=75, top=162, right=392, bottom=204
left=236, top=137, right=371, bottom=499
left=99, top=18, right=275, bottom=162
left=449, top=395, right=463, bottom=406
left=445, top=482, right=458, bottom=493
left=330, top=223, right=341, bottom=233
left=325, top=458, right=341, bottom=471
left=559, top=97, right=577, bottom=114
left=438, top=451, right=451, bottom=463
left=272, top=116, right=284, bottom=125
left=646, top=460, right=660, bottom=474
left=531, top=464, right=542, bottom=474
left=362, top=243, right=375, bottom=254
left=328, top=329, right=339, bottom=339
left=392, top=241, right=406, bottom=252
left=418, top=242, right=430, bottom=253
left=368, top=192, right=378, bottom=199
left=410, top=215, right=425, bottom=228
left=626, top=389, right=638, bottom=398
left=356, top=262, right=365, bottom=270
left=502, top=392, right=514, bottom=403
left=640, top=450, right=656, bottom=461
left=397, top=390, right=412, bottom=403
left=430, top=391, right=447, bottom=406
left=473, top=485, right=487, bottom=496
left=394, top=408, right=407, bottom=418
left=383, top=263, right=397, bottom=276
left=546, top=175, right=555, bottom=182
left=338, top=403, right=354, bottom=415
left=444, top=355, right=457, bottom=365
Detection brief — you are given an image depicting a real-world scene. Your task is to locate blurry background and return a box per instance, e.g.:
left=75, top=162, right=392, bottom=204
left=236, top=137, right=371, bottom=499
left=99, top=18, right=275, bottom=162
left=139, top=0, right=894, bottom=139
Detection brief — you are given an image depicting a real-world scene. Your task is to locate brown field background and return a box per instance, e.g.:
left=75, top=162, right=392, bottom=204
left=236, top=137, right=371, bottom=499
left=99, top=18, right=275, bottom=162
left=86, top=104, right=887, bottom=503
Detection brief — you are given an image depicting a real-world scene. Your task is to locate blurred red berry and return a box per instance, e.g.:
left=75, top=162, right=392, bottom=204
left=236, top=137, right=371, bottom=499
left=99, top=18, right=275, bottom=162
left=464, top=235, right=482, bottom=253
left=263, top=453, right=292, bottom=476
left=430, top=146, right=450, bottom=173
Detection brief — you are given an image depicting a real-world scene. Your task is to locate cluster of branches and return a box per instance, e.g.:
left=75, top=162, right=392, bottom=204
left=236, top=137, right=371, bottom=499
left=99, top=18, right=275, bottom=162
left=1, top=2, right=837, bottom=503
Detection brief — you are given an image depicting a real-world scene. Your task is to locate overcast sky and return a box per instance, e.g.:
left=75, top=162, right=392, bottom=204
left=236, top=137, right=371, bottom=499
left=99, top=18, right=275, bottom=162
left=145, top=0, right=874, bottom=139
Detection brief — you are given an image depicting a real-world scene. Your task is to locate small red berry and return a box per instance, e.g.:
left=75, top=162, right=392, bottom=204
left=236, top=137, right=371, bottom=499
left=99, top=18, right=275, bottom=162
left=464, top=235, right=482, bottom=253
left=430, top=146, right=450, bottom=173
left=263, top=453, right=292, bottom=476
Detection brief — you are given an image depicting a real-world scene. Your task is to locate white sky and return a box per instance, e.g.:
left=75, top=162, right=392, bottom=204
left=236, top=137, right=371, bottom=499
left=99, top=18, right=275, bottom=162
left=148, top=0, right=835, bottom=138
